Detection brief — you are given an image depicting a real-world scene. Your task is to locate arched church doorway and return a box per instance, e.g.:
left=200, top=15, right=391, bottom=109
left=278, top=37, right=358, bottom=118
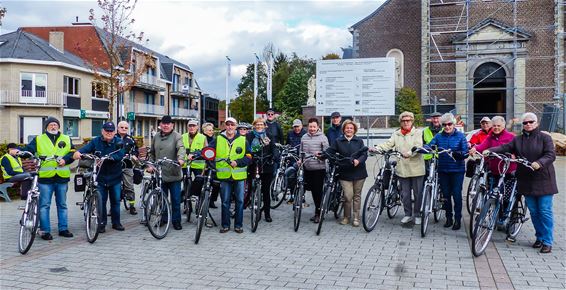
left=473, top=62, right=506, bottom=127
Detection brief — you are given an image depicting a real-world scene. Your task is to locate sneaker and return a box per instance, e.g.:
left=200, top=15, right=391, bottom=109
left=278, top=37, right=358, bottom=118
left=532, top=240, right=543, bottom=248
left=452, top=220, right=461, bottom=231
left=352, top=219, right=360, bottom=227
left=129, top=206, right=138, bottom=215
left=311, top=215, right=320, bottom=223
left=401, top=216, right=413, bottom=224
left=219, top=227, right=230, bottom=233
left=540, top=245, right=552, bottom=254
left=97, top=227, right=106, bottom=233
left=58, top=230, right=74, bottom=238
left=41, top=233, right=53, bottom=240
left=173, top=222, right=182, bottom=230
left=340, top=217, right=350, bottom=225
left=112, top=224, right=125, bottom=231
left=414, top=217, right=422, bottom=225
left=234, top=227, right=244, bottom=234
left=287, top=198, right=294, bottom=205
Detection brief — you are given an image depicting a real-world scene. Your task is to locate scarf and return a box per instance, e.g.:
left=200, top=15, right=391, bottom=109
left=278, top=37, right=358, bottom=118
left=251, top=130, right=267, bottom=152
left=401, top=127, right=412, bottom=136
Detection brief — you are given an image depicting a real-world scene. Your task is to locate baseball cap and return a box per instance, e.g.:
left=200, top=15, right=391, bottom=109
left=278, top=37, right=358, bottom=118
left=331, top=112, right=341, bottom=118
left=225, top=117, right=237, bottom=125
left=102, top=122, right=116, bottom=131
left=160, top=115, right=173, bottom=124
left=266, top=108, right=275, bottom=113
left=430, top=112, right=442, bottom=117
left=7, top=143, right=18, bottom=149
left=480, top=117, right=491, bottom=123
left=292, top=119, right=302, bottom=127
left=188, top=119, right=199, bottom=126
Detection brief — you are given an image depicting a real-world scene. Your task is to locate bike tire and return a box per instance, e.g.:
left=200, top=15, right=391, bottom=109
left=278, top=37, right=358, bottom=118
left=387, top=183, right=400, bottom=219
left=317, top=186, right=332, bottom=235
left=194, top=190, right=210, bottom=244
left=293, top=184, right=304, bottom=232
left=466, top=175, right=479, bottom=215
left=85, top=192, right=100, bottom=243
left=270, top=172, right=287, bottom=209
left=183, top=178, right=192, bottom=223
left=147, top=189, right=171, bottom=239
left=18, top=197, right=39, bottom=255
left=362, top=184, right=384, bottom=232
left=506, top=196, right=525, bottom=240
left=332, top=183, right=343, bottom=219
left=420, top=185, right=432, bottom=238
left=251, top=183, right=262, bottom=233
left=433, top=187, right=443, bottom=223
left=469, top=186, right=485, bottom=238
left=471, top=197, right=498, bottom=257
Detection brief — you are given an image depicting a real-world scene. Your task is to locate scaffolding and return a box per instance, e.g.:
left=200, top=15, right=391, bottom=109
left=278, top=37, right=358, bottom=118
left=423, top=0, right=565, bottom=132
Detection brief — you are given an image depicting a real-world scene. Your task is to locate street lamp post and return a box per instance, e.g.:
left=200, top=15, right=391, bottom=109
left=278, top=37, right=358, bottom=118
left=225, top=56, right=231, bottom=118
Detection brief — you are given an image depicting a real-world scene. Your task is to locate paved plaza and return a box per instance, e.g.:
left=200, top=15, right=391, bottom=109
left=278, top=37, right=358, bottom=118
left=0, top=157, right=564, bottom=290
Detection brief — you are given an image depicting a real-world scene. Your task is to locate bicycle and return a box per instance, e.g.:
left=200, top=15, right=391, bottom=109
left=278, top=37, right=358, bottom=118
left=467, top=152, right=489, bottom=233
left=140, top=158, right=179, bottom=239
left=250, top=152, right=272, bottom=233
left=413, top=146, right=452, bottom=238
left=470, top=152, right=532, bottom=257
left=362, top=149, right=402, bottom=233
left=270, top=144, right=298, bottom=209
left=182, top=157, right=195, bottom=223
left=466, top=153, right=487, bottom=215
left=292, top=152, right=318, bottom=232
left=194, top=147, right=226, bottom=244
left=16, top=151, right=51, bottom=254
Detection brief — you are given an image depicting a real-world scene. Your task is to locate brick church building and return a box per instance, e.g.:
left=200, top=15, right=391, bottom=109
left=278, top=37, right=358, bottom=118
left=349, top=0, right=565, bottom=130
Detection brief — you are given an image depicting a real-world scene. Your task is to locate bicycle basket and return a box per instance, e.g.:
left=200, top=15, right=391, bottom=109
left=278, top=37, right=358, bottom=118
left=382, top=168, right=392, bottom=190
left=465, top=159, right=477, bottom=178
left=503, top=177, right=517, bottom=203
left=74, top=173, right=86, bottom=192
left=133, top=168, right=144, bottom=185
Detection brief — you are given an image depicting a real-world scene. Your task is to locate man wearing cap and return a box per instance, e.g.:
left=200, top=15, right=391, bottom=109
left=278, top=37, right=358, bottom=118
left=182, top=119, right=208, bottom=207
left=214, top=117, right=252, bottom=233
left=149, top=115, right=186, bottom=230
left=422, top=112, right=443, bottom=162
left=327, top=112, right=343, bottom=146
left=74, top=122, right=125, bottom=233
left=1, top=143, right=33, bottom=199
left=19, top=116, right=75, bottom=240
left=265, top=109, right=283, bottom=145
left=469, top=117, right=492, bottom=148
left=117, top=121, right=139, bottom=215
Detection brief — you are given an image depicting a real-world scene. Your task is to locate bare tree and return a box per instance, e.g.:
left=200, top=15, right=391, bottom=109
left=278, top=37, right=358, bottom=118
left=81, top=0, right=152, bottom=122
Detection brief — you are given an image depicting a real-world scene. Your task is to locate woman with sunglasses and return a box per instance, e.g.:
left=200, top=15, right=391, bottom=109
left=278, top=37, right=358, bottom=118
left=485, top=112, right=557, bottom=253
left=426, top=113, right=468, bottom=230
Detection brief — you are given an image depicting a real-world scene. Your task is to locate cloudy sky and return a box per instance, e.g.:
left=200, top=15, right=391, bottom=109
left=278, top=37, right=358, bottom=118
left=1, top=0, right=384, bottom=100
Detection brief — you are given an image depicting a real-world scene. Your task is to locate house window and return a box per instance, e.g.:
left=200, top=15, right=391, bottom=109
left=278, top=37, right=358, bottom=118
left=184, top=77, right=189, bottom=86
left=20, top=72, right=47, bottom=97
left=91, top=82, right=107, bottom=98
left=160, top=95, right=164, bottom=106
left=129, top=91, right=135, bottom=112
left=173, top=74, right=180, bottom=91
left=145, top=92, right=154, bottom=105
left=63, top=117, right=79, bottom=137
left=64, top=76, right=80, bottom=96
left=91, top=119, right=104, bottom=136
left=184, top=100, right=189, bottom=109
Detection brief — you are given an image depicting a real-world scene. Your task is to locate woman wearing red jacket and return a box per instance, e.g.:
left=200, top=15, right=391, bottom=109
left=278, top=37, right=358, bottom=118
left=470, top=116, right=516, bottom=175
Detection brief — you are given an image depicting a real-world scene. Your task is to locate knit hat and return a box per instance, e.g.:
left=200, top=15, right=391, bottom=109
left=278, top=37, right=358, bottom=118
left=44, top=116, right=60, bottom=129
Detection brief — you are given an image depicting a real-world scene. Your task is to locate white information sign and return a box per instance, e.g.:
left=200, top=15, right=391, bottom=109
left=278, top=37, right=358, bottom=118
left=315, top=58, right=395, bottom=116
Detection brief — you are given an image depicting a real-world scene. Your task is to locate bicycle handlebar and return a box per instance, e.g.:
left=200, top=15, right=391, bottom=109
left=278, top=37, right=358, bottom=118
left=485, top=152, right=533, bottom=170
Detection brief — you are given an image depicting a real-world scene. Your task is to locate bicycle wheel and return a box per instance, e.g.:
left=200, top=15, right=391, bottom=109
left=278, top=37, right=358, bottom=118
left=506, top=196, right=525, bottom=241
left=332, top=183, right=343, bottom=219
left=183, top=179, right=192, bottom=223
left=433, top=187, right=443, bottom=223
left=316, top=186, right=332, bottom=235
left=270, top=172, right=287, bottom=209
left=387, top=182, right=400, bottom=219
left=420, top=184, right=432, bottom=238
left=466, top=175, right=480, bottom=214
left=471, top=197, right=499, bottom=257
left=362, top=184, right=384, bottom=232
left=147, top=189, right=171, bottom=239
left=85, top=192, right=100, bottom=243
left=251, top=182, right=262, bottom=233
left=293, top=184, right=303, bottom=232
left=469, top=186, right=486, bottom=238
left=18, top=197, right=39, bottom=255
left=194, top=190, right=210, bottom=244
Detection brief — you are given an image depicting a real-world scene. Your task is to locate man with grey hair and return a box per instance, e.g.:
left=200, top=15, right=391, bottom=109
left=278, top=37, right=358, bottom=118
left=117, top=121, right=139, bottom=215
left=469, top=116, right=492, bottom=147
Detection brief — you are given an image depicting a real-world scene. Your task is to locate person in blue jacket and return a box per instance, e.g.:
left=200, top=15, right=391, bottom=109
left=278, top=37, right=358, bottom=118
left=326, top=111, right=343, bottom=146
left=73, top=122, right=125, bottom=233
left=427, top=113, right=468, bottom=230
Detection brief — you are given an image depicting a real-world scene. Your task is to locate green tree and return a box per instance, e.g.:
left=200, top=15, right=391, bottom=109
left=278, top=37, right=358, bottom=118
left=390, top=87, right=423, bottom=127
left=275, top=68, right=309, bottom=116
left=229, top=90, right=256, bottom=123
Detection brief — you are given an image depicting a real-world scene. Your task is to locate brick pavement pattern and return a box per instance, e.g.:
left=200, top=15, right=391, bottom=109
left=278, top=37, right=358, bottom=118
left=0, top=157, right=564, bottom=289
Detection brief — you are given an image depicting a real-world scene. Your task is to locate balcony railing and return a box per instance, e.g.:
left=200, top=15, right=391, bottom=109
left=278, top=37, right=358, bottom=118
left=0, top=90, right=66, bottom=106
left=171, top=107, right=199, bottom=118
left=136, top=103, right=165, bottom=115
left=138, top=75, right=157, bottom=86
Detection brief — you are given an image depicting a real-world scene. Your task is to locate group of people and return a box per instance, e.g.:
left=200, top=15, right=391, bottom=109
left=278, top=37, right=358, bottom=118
left=0, top=109, right=557, bottom=253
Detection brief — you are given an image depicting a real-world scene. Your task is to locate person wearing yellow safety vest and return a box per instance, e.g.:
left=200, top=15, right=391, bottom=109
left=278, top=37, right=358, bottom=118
left=422, top=112, right=443, bottom=177
left=20, top=117, right=75, bottom=241
left=182, top=119, right=208, bottom=202
left=214, top=117, right=252, bottom=234
left=0, top=143, right=32, bottom=199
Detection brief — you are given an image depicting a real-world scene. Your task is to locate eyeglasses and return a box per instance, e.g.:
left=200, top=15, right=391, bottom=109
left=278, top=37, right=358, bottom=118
left=522, top=120, right=535, bottom=125
left=188, top=124, right=197, bottom=127
left=400, top=119, right=412, bottom=123
left=226, top=123, right=236, bottom=127
left=119, top=127, right=128, bottom=129
left=442, top=123, right=453, bottom=127
left=238, top=128, right=248, bottom=130
left=267, top=113, right=274, bottom=116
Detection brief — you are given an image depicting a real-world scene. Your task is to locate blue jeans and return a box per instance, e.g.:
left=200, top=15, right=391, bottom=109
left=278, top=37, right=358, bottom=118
left=220, top=180, right=244, bottom=229
left=162, top=181, right=181, bottom=224
left=438, top=172, right=465, bottom=221
left=97, top=183, right=121, bottom=227
left=525, top=195, right=554, bottom=246
left=38, top=182, right=69, bottom=233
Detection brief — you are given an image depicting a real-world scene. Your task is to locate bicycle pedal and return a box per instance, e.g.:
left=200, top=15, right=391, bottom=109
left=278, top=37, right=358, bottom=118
left=506, top=236, right=516, bottom=243
left=76, top=202, right=84, bottom=206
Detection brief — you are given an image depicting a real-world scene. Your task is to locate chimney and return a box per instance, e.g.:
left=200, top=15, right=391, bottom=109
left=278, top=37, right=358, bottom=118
left=49, top=31, right=64, bottom=52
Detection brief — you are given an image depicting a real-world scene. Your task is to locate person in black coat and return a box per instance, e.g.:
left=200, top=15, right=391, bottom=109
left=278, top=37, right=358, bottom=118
left=326, top=120, right=368, bottom=227
left=247, top=118, right=276, bottom=222
left=487, top=112, right=558, bottom=253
